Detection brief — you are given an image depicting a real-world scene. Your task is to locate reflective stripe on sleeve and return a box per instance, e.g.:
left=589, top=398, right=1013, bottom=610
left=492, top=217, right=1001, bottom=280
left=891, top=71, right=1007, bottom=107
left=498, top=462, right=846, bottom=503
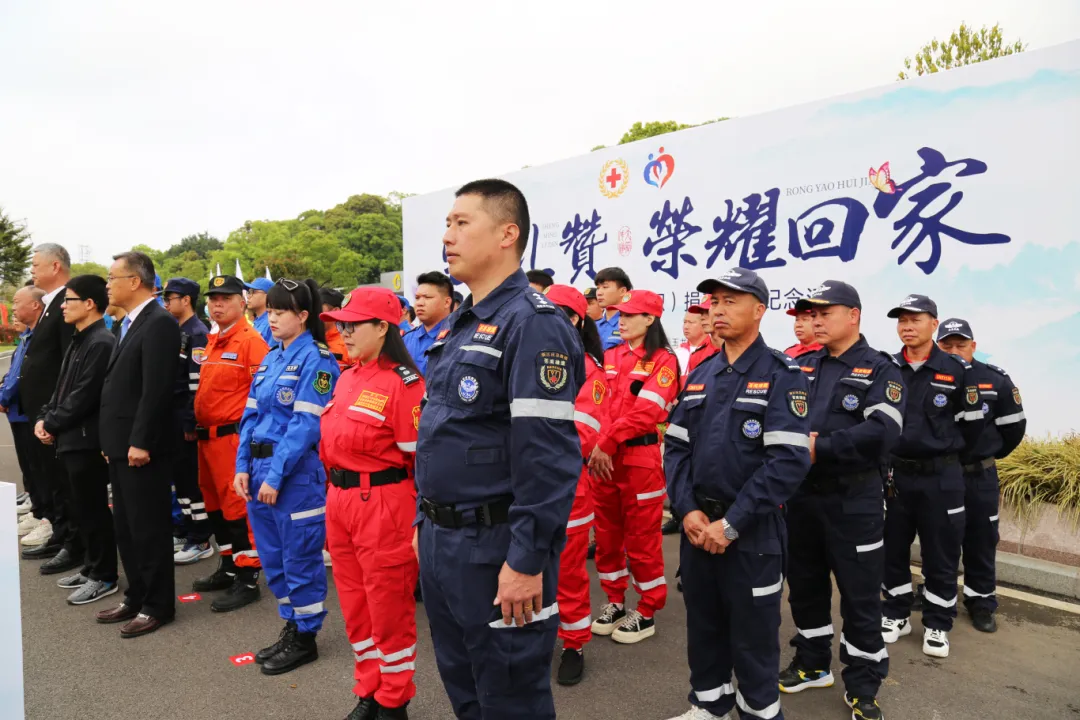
left=574, top=411, right=601, bottom=432
left=763, top=431, right=811, bottom=449
left=638, top=389, right=668, bottom=411
left=864, top=402, right=903, bottom=429
left=294, top=400, right=325, bottom=416
left=665, top=423, right=689, bottom=442
left=509, top=398, right=575, bottom=421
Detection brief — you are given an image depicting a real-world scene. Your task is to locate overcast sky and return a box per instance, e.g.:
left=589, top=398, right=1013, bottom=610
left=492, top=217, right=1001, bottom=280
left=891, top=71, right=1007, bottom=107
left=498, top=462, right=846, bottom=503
left=1, top=0, right=1077, bottom=264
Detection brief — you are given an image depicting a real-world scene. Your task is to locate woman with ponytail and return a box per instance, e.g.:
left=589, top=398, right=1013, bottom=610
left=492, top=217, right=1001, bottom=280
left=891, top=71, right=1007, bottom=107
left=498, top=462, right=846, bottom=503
left=543, top=285, right=610, bottom=686
left=234, top=278, right=341, bottom=675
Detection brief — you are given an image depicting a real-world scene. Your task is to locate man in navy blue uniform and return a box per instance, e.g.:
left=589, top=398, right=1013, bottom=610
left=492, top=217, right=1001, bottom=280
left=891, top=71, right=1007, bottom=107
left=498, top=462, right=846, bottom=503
left=776, top=282, right=904, bottom=720
left=936, top=318, right=1026, bottom=634
left=414, top=179, right=584, bottom=719
left=664, top=267, right=811, bottom=720
left=881, top=295, right=984, bottom=660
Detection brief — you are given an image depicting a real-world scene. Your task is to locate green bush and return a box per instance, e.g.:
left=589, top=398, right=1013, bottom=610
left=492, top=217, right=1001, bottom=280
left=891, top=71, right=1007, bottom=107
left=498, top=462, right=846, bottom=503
left=998, top=436, right=1080, bottom=527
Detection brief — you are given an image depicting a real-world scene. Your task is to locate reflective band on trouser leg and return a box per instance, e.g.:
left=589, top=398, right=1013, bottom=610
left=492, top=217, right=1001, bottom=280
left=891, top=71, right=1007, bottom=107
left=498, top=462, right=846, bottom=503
left=729, top=549, right=785, bottom=720
left=557, top=526, right=593, bottom=649
left=282, top=491, right=329, bottom=635
left=919, top=474, right=964, bottom=632
left=682, top=531, right=737, bottom=719
left=246, top=498, right=291, bottom=621
left=623, top=462, right=667, bottom=616
left=784, top=491, right=836, bottom=672
left=962, top=466, right=1000, bottom=613
left=592, top=472, right=629, bottom=604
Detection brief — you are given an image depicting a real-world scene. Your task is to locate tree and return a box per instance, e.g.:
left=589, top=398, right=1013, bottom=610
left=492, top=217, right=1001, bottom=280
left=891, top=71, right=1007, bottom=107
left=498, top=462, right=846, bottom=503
left=898, top=23, right=1026, bottom=80
left=70, top=262, right=108, bottom=278
left=168, top=232, right=222, bottom=259
left=618, top=120, right=693, bottom=145
left=0, top=207, right=32, bottom=288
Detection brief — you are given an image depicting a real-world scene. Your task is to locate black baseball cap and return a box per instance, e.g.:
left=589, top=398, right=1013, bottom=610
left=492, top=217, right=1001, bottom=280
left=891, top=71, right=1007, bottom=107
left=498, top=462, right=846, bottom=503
left=206, top=275, right=246, bottom=296
left=452, top=291, right=463, bottom=304
left=320, top=287, right=345, bottom=309
left=164, top=278, right=200, bottom=300
left=795, top=280, right=862, bottom=313
left=887, top=293, right=938, bottom=318
left=937, top=318, right=974, bottom=341
left=697, top=267, right=770, bottom=305
left=584, top=287, right=597, bottom=301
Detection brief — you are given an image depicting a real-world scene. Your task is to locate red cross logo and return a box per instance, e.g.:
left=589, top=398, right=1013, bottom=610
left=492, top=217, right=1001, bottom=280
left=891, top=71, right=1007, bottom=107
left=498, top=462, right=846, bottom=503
left=605, top=166, right=623, bottom=189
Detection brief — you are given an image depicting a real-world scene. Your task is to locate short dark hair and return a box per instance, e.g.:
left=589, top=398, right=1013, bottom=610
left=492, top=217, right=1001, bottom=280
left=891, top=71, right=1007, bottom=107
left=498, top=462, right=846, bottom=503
left=455, top=179, right=531, bottom=258
left=416, top=271, right=453, bottom=297
left=67, top=275, right=108, bottom=314
left=320, top=287, right=345, bottom=309
left=526, top=270, right=554, bottom=289
left=112, top=251, right=156, bottom=290
left=594, top=267, right=633, bottom=291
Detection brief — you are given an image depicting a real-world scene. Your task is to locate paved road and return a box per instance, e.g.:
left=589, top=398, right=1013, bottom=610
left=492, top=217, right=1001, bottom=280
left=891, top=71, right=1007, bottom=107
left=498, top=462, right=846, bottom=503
left=4, top=409, right=1078, bottom=718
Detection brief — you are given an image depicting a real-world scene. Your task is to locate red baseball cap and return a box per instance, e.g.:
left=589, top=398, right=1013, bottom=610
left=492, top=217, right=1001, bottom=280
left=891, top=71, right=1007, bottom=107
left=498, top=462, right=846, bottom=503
left=688, top=300, right=711, bottom=315
left=320, top=286, right=400, bottom=326
left=785, top=306, right=812, bottom=317
left=613, top=289, right=664, bottom=317
left=544, top=284, right=587, bottom=319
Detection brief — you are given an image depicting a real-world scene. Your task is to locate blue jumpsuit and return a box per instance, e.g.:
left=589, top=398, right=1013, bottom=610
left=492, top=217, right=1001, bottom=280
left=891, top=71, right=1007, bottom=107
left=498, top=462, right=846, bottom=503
left=785, top=337, right=905, bottom=698
left=882, top=346, right=984, bottom=632
left=415, top=270, right=584, bottom=720
left=665, top=335, right=811, bottom=720
left=236, top=331, right=339, bottom=634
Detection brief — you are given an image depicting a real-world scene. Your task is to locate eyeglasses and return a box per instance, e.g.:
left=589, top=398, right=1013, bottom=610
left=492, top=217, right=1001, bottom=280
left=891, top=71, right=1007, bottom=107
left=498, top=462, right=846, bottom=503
left=336, top=321, right=357, bottom=335
left=106, top=274, right=136, bottom=284
left=276, top=278, right=299, bottom=291
left=61, top=296, right=86, bottom=304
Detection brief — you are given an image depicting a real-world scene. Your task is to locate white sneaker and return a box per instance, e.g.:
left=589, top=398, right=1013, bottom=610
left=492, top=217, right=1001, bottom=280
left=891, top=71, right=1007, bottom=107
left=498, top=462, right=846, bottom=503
left=665, top=706, right=729, bottom=720
left=21, top=519, right=53, bottom=546
left=881, top=616, right=911, bottom=644
left=923, top=627, right=950, bottom=658
left=174, top=542, right=214, bottom=565
left=611, top=608, right=656, bottom=644
left=17, top=513, right=39, bottom=536
left=16, top=498, right=33, bottom=515
left=323, top=549, right=332, bottom=568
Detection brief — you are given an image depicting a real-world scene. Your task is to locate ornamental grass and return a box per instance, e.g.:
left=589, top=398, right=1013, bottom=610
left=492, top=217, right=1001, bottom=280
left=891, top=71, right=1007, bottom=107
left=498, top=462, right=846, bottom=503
left=997, top=435, right=1080, bottom=528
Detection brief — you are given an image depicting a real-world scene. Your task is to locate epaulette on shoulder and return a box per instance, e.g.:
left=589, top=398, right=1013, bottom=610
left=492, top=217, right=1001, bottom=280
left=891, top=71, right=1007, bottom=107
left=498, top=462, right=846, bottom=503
left=394, top=364, right=421, bottom=386
left=770, top=348, right=801, bottom=372
left=317, top=341, right=331, bottom=358
left=524, top=289, right=556, bottom=313
left=317, top=341, right=329, bottom=349
left=879, top=349, right=902, bottom=367
left=946, top=353, right=972, bottom=370
left=587, top=354, right=604, bottom=371
left=986, top=363, right=1009, bottom=376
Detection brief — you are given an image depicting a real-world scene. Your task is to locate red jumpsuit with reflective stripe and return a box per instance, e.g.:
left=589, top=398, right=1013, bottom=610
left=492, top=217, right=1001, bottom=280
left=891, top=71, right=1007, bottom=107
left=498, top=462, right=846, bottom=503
left=320, top=358, right=425, bottom=709
left=556, top=354, right=610, bottom=649
left=594, top=343, right=679, bottom=618
left=684, top=341, right=719, bottom=379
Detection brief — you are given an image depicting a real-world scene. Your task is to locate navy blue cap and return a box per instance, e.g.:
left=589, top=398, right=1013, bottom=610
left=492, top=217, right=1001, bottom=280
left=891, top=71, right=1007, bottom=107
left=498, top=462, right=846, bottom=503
left=937, top=317, right=974, bottom=341
left=163, top=277, right=200, bottom=299
left=887, top=294, right=938, bottom=318
left=584, top=287, right=597, bottom=301
left=697, top=267, right=770, bottom=305
left=396, top=294, right=411, bottom=309
left=794, top=280, right=862, bottom=313
left=206, top=275, right=246, bottom=296
left=452, top=291, right=463, bottom=304
left=246, top=277, right=274, bottom=293
left=320, top=287, right=345, bottom=308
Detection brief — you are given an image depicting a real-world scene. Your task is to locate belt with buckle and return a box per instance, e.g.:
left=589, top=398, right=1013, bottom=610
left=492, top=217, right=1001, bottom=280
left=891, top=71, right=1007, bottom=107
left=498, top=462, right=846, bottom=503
left=420, top=496, right=512, bottom=528
left=693, top=490, right=730, bottom=522
left=891, top=454, right=958, bottom=475
left=962, top=457, right=996, bottom=474
left=625, top=433, right=659, bottom=448
left=195, top=423, right=239, bottom=441
left=805, top=469, right=882, bottom=495
left=329, top=467, right=409, bottom=489
left=250, top=441, right=276, bottom=459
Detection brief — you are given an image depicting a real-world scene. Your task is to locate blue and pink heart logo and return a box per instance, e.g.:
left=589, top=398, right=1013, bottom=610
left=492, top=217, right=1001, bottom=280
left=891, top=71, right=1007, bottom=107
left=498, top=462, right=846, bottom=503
left=643, top=147, right=675, bottom=188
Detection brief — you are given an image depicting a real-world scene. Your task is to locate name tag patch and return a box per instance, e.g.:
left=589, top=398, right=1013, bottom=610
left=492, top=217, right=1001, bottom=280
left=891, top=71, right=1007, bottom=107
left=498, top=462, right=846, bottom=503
left=222, top=352, right=238, bottom=360
left=851, top=367, right=872, bottom=376
left=354, top=390, right=388, bottom=413
left=745, top=381, right=770, bottom=395
left=286, top=364, right=299, bottom=372
left=473, top=323, right=499, bottom=343
left=686, top=383, right=705, bottom=392
left=934, top=373, right=955, bottom=382
left=436, top=329, right=450, bottom=341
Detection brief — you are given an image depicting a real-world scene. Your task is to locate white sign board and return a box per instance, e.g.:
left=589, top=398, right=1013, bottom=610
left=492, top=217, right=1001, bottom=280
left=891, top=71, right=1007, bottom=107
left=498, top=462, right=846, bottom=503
left=0, top=483, right=25, bottom=720
left=404, top=41, right=1080, bottom=436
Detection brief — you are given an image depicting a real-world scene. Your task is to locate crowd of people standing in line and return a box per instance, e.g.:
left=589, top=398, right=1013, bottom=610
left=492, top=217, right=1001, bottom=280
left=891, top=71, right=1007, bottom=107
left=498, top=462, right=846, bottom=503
left=4, top=176, right=1027, bottom=720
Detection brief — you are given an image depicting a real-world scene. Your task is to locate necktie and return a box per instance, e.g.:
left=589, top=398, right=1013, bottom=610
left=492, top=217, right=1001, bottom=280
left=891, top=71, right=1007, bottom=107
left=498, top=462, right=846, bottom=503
left=120, top=316, right=131, bottom=342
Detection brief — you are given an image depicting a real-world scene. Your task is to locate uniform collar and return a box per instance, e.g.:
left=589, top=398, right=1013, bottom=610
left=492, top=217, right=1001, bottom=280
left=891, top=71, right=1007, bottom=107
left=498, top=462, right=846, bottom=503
left=215, top=320, right=245, bottom=344
left=899, top=343, right=946, bottom=370
left=459, top=269, right=528, bottom=321
left=279, top=330, right=314, bottom=364
left=417, top=317, right=448, bottom=338
left=713, top=333, right=769, bottom=375
left=825, top=335, right=870, bottom=367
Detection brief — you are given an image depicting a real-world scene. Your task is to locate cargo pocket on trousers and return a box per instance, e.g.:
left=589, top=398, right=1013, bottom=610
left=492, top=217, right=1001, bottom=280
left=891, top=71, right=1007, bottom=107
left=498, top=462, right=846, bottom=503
left=290, top=504, right=328, bottom=561
left=843, top=497, right=886, bottom=563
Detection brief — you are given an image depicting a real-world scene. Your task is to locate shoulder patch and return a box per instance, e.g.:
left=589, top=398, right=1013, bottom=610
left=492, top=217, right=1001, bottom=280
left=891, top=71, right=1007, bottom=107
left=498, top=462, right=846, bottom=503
left=947, top=353, right=972, bottom=370
left=317, top=341, right=329, bottom=349
left=524, top=289, right=556, bottom=313
left=394, top=364, right=421, bottom=386
left=770, top=348, right=801, bottom=371
left=986, top=363, right=1009, bottom=376
left=880, top=349, right=902, bottom=367
left=319, top=348, right=332, bottom=358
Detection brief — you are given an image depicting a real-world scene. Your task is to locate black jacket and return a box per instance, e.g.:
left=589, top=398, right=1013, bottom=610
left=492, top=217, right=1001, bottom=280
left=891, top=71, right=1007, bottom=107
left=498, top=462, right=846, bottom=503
left=100, top=300, right=182, bottom=459
left=39, top=318, right=115, bottom=454
left=18, top=291, right=74, bottom=419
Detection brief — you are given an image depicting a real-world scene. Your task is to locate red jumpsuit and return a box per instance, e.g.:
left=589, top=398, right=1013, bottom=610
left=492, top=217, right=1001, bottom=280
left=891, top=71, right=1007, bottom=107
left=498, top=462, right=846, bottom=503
left=194, top=322, right=268, bottom=568
left=684, top=341, right=719, bottom=379
left=594, top=344, right=680, bottom=618
left=556, top=354, right=610, bottom=650
left=320, top=358, right=425, bottom=709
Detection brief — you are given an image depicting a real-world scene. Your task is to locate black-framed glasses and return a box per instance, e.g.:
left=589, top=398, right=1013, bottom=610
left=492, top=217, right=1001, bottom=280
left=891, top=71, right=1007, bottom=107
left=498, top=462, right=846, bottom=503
left=336, top=321, right=357, bottom=335
left=61, top=296, right=87, bottom=304
left=276, top=278, right=299, bottom=291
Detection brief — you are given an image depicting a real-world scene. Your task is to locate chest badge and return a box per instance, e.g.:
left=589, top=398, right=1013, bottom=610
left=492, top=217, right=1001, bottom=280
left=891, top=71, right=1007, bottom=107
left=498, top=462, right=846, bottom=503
left=933, top=393, right=948, bottom=408
left=458, top=375, right=480, bottom=403
left=982, top=402, right=990, bottom=415
left=842, top=394, right=860, bottom=411
left=742, top=418, right=763, bottom=439
left=192, top=348, right=206, bottom=365
left=276, top=387, right=295, bottom=405
left=788, top=390, right=808, bottom=418
left=965, top=386, right=978, bottom=406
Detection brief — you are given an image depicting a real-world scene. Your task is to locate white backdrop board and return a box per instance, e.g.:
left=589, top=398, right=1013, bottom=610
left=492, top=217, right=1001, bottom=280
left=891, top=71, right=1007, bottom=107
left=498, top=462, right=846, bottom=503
left=0, top=482, right=25, bottom=720
left=404, top=41, right=1080, bottom=436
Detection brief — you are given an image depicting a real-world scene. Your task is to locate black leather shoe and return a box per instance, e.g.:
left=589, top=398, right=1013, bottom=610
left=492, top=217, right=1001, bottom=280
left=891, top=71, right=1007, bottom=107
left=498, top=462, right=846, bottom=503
left=192, top=558, right=236, bottom=592
left=261, top=631, right=318, bottom=675
left=210, top=569, right=261, bottom=613
left=971, top=608, right=998, bottom=633
left=586, top=541, right=596, bottom=561
left=256, top=621, right=297, bottom=664
left=557, top=648, right=584, bottom=686
left=661, top=516, right=681, bottom=535
left=375, top=704, right=408, bottom=720
left=345, top=696, right=380, bottom=720
left=39, top=548, right=81, bottom=575
left=414, top=583, right=423, bottom=603
left=22, top=542, right=62, bottom=560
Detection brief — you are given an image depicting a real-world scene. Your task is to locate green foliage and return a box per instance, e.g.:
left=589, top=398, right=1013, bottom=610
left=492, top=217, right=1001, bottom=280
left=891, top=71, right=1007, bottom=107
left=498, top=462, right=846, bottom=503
left=0, top=207, right=32, bottom=287
left=898, top=23, right=1026, bottom=80
left=998, top=436, right=1080, bottom=527
left=591, top=118, right=731, bottom=151
left=70, top=262, right=108, bottom=278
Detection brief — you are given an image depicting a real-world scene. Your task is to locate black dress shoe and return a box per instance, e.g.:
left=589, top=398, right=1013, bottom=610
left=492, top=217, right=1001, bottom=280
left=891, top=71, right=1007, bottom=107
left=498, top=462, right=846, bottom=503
left=262, top=631, right=318, bottom=675
left=661, top=516, right=681, bottom=535
left=346, top=696, right=380, bottom=720
left=375, top=704, right=408, bottom=720
left=557, top=648, right=584, bottom=686
left=40, top=548, right=81, bottom=575
left=256, top=621, right=296, bottom=664
left=971, top=608, right=998, bottom=633
left=22, top=542, right=62, bottom=560
left=586, top=541, right=596, bottom=561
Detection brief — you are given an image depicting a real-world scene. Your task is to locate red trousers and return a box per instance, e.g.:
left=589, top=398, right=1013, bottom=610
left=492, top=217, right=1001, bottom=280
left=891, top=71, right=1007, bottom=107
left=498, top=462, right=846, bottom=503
left=197, top=432, right=259, bottom=568
left=593, top=450, right=667, bottom=617
left=326, top=481, right=419, bottom=708
left=557, top=470, right=594, bottom=649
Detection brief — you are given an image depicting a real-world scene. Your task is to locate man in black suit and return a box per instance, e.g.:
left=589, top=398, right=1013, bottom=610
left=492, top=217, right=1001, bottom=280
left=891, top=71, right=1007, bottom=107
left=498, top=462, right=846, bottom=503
left=18, top=244, right=80, bottom=562
left=94, top=251, right=182, bottom=638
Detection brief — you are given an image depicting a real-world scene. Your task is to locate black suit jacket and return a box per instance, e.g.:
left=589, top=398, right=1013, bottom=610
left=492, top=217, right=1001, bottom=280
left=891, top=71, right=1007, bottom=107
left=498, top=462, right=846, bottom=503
left=99, top=300, right=182, bottom=459
left=18, top=291, right=75, bottom=419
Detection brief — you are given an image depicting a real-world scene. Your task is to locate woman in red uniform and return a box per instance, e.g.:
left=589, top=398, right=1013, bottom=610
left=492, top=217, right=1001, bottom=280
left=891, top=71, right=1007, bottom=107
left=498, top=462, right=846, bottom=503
left=543, top=285, right=610, bottom=687
left=319, top=287, right=425, bottom=720
left=587, top=289, right=680, bottom=645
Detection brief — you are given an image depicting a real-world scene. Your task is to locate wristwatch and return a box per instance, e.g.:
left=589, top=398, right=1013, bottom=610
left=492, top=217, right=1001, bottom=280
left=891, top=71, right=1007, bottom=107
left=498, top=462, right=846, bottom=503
left=721, top=518, right=739, bottom=540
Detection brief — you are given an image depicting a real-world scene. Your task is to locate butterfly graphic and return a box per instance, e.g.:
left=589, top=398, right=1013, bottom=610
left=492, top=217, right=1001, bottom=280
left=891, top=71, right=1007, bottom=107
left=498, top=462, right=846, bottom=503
left=869, top=162, right=899, bottom=194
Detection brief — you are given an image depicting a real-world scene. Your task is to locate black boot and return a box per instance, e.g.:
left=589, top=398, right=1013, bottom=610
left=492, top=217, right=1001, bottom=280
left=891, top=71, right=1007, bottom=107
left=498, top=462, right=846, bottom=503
left=256, top=621, right=297, bottom=664
left=262, top=630, right=318, bottom=675
left=375, top=704, right=408, bottom=720
left=345, top=696, right=380, bottom=720
left=557, top=648, right=584, bottom=686
left=192, top=555, right=236, bottom=592
left=210, top=567, right=261, bottom=613
left=586, top=541, right=596, bottom=560
left=661, top=515, right=681, bottom=535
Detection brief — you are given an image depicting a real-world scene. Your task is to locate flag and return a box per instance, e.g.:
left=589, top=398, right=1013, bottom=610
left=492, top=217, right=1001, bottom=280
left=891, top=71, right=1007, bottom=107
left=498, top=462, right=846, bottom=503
left=235, top=259, right=245, bottom=283
left=265, top=266, right=272, bottom=281
left=215, top=263, right=221, bottom=276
